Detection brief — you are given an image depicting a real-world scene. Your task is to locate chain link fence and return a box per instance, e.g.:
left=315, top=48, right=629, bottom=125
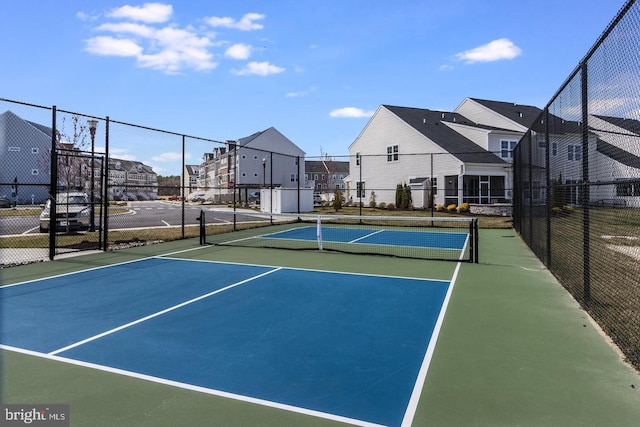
left=514, top=0, right=640, bottom=370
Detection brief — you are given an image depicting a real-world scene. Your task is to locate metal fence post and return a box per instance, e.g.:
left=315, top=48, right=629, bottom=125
left=48, top=106, right=57, bottom=261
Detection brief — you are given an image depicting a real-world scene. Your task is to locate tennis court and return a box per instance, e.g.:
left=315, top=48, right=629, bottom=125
left=2, top=256, right=452, bottom=426
left=2, top=227, right=639, bottom=426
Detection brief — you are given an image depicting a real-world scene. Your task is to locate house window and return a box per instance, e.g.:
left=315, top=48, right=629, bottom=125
left=356, top=181, right=366, bottom=198
left=290, top=173, right=297, bottom=182
left=32, top=147, right=39, bottom=154
left=387, top=145, right=399, bottom=162
left=501, top=140, right=517, bottom=159
left=314, top=174, right=318, bottom=180
left=31, top=169, right=39, bottom=175
left=8, top=146, right=20, bottom=152
left=305, top=174, right=309, bottom=180
left=322, top=174, right=326, bottom=180
left=356, top=152, right=360, bottom=166
left=431, top=177, right=438, bottom=195
left=568, top=145, right=582, bottom=161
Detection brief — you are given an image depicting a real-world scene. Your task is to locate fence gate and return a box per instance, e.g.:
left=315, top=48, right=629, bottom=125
left=49, top=147, right=105, bottom=258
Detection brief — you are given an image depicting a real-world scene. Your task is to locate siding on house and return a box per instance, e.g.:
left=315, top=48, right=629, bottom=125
left=347, top=100, right=541, bottom=208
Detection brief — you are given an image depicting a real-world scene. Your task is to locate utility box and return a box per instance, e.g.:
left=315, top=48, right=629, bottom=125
left=261, top=187, right=313, bottom=213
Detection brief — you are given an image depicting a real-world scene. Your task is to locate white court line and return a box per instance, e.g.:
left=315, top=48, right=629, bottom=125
left=48, top=267, right=282, bottom=356
left=400, top=261, right=461, bottom=426
left=348, top=229, right=384, bottom=244
left=0, top=344, right=385, bottom=427
left=160, top=255, right=452, bottom=283
left=401, top=233, right=471, bottom=426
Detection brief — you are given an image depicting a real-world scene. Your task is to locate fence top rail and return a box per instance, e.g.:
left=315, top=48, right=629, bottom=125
left=0, top=97, right=225, bottom=145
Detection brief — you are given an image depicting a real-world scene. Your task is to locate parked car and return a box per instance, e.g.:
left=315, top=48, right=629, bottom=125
left=188, top=192, right=206, bottom=202
left=40, top=192, right=91, bottom=233
left=0, top=195, right=10, bottom=208
left=168, top=195, right=182, bottom=201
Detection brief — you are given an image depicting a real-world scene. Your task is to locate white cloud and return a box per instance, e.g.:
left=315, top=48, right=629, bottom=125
left=225, top=43, right=252, bottom=60
left=329, top=107, right=375, bottom=118
left=455, top=38, right=522, bottom=64
left=95, top=22, right=156, bottom=38
left=84, top=36, right=142, bottom=56
left=82, top=6, right=270, bottom=74
left=233, top=61, right=285, bottom=76
left=286, top=87, right=316, bottom=97
left=205, top=13, right=265, bottom=31
left=86, top=21, right=217, bottom=73
left=110, top=148, right=136, bottom=161
left=151, top=152, right=190, bottom=162
left=108, top=3, right=173, bottom=23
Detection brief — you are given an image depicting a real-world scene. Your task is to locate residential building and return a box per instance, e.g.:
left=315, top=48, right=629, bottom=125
left=183, top=164, right=199, bottom=196
left=305, top=160, right=349, bottom=192
left=0, top=110, right=51, bottom=204
left=106, top=158, right=158, bottom=201
left=195, top=127, right=306, bottom=203
left=347, top=98, right=543, bottom=208
left=524, top=113, right=640, bottom=208
left=0, top=110, right=157, bottom=203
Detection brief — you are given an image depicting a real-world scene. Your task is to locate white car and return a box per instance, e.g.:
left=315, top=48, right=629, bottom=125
left=40, top=192, right=91, bottom=233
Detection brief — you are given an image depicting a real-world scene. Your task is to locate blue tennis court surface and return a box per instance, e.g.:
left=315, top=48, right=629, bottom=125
left=1, top=257, right=452, bottom=427
left=264, top=225, right=469, bottom=250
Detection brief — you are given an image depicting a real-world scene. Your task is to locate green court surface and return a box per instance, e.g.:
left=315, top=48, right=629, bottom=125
left=2, top=229, right=639, bottom=426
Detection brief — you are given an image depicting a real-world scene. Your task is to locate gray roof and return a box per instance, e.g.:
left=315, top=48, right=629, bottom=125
left=305, top=160, right=349, bottom=174
left=185, top=165, right=199, bottom=175
left=593, top=115, right=640, bottom=134
left=383, top=105, right=507, bottom=164
left=470, top=98, right=543, bottom=129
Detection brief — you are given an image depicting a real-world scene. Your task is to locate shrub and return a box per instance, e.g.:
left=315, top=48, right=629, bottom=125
left=436, top=204, right=445, bottom=212
left=332, top=188, right=345, bottom=211
left=457, top=202, right=470, bottom=213
left=369, top=191, right=377, bottom=208
left=386, top=203, right=396, bottom=210
left=447, top=204, right=457, bottom=212
left=379, top=202, right=387, bottom=209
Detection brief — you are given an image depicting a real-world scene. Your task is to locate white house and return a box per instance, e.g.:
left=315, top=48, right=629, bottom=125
left=523, top=114, right=640, bottom=208
left=197, top=127, right=306, bottom=203
left=347, top=98, right=543, bottom=208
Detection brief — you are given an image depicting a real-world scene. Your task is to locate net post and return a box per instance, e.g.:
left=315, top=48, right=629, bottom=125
left=197, top=209, right=206, bottom=245
left=473, top=219, right=479, bottom=263
left=316, top=215, right=323, bottom=251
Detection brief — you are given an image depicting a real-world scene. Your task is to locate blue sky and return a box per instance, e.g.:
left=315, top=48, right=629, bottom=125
left=0, top=0, right=627, bottom=175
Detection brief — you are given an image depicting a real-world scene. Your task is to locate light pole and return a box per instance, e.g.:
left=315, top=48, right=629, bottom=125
left=87, top=119, right=98, bottom=232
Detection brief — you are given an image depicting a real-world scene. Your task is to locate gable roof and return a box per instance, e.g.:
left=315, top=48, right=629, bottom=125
left=382, top=105, right=507, bottom=164
left=592, top=115, right=640, bottom=135
left=185, top=165, right=199, bottom=175
left=469, top=98, right=542, bottom=129
left=305, top=160, right=349, bottom=174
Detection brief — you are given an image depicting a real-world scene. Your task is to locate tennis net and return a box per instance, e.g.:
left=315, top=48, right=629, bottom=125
left=205, top=210, right=479, bottom=262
